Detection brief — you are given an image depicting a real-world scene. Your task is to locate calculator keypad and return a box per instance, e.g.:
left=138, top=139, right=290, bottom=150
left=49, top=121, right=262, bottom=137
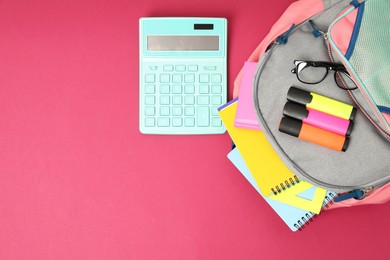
left=141, top=63, right=225, bottom=134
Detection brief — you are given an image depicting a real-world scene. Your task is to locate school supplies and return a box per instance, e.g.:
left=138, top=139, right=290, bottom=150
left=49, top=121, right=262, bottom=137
left=283, top=102, right=353, bottom=136
left=268, top=180, right=327, bottom=214
left=219, top=98, right=330, bottom=214
left=234, top=62, right=260, bottom=130
left=228, top=148, right=337, bottom=231
left=291, top=60, right=357, bottom=90
left=287, top=87, right=357, bottom=121
left=279, top=117, right=349, bottom=151
left=218, top=99, right=296, bottom=197
left=139, top=17, right=227, bottom=134
left=237, top=0, right=390, bottom=209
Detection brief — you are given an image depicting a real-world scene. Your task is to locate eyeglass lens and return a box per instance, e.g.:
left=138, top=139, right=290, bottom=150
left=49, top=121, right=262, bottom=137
left=296, top=62, right=328, bottom=84
left=334, top=71, right=357, bottom=90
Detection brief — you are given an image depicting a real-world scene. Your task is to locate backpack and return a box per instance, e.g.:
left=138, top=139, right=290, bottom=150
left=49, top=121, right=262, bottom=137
left=233, top=0, right=390, bottom=209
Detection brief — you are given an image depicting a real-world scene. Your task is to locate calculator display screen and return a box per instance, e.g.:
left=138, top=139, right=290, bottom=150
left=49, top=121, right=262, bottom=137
left=147, top=36, right=219, bottom=51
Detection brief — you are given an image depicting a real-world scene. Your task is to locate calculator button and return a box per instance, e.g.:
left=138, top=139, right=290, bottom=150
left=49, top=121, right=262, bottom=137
left=211, top=85, right=222, bottom=94
left=197, top=95, right=210, bottom=105
left=185, top=117, right=195, bottom=127
left=172, top=74, right=183, bottom=83
left=145, top=84, right=155, bottom=94
left=145, top=106, right=155, bottom=116
left=172, top=84, right=182, bottom=94
left=199, top=74, right=210, bottom=83
left=184, top=74, right=195, bottom=83
left=211, top=74, right=222, bottom=83
left=203, top=66, right=217, bottom=71
left=188, top=65, right=198, bottom=72
left=199, top=85, right=209, bottom=94
left=175, top=65, right=186, bottom=72
left=149, top=66, right=158, bottom=71
left=145, top=73, right=155, bottom=83
left=159, top=74, right=170, bottom=83
left=172, top=96, right=182, bottom=105
left=172, top=118, right=183, bottom=127
left=184, top=96, right=195, bottom=105
left=172, top=106, right=182, bottom=116
left=184, top=85, right=195, bottom=94
left=211, top=95, right=222, bottom=105
left=159, top=84, right=170, bottom=94
left=160, top=95, right=170, bottom=105
left=211, top=106, right=219, bottom=116
left=163, top=65, right=174, bottom=71
left=197, top=107, right=210, bottom=127
left=157, top=118, right=170, bottom=127
left=212, top=117, right=222, bottom=127
left=185, top=106, right=195, bottom=116
left=145, top=117, right=155, bottom=127
left=145, top=96, right=155, bottom=105
left=160, top=106, right=170, bottom=116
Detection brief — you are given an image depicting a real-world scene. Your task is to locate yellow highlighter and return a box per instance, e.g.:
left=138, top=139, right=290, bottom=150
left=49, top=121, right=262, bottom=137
left=287, top=87, right=356, bottom=121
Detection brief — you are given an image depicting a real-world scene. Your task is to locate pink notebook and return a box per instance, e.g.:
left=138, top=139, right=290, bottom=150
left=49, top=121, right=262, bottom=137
left=234, top=62, right=261, bottom=130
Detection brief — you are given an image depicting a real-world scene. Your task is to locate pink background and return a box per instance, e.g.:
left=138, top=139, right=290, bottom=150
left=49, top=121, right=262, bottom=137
left=1, top=0, right=389, bottom=259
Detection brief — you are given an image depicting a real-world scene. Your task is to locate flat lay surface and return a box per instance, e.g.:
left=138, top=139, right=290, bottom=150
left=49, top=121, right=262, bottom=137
left=0, top=0, right=389, bottom=259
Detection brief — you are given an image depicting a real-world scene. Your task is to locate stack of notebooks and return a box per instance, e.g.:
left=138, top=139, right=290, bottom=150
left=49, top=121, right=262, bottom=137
left=219, top=62, right=337, bottom=231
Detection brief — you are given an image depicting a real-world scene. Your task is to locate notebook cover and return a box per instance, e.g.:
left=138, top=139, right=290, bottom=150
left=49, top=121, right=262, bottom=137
left=234, top=62, right=261, bottom=130
left=218, top=99, right=295, bottom=197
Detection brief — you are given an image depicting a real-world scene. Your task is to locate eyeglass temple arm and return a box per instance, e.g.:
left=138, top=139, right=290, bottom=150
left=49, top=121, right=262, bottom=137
left=312, top=61, right=345, bottom=69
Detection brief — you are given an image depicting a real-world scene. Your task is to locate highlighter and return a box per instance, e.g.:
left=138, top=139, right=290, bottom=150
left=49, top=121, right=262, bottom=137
left=279, top=117, right=349, bottom=152
left=287, top=87, right=357, bottom=121
left=283, top=102, right=353, bottom=136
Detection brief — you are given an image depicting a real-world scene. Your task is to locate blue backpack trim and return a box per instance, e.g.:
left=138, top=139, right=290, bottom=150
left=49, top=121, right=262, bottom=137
left=345, top=3, right=365, bottom=60
left=378, top=106, right=390, bottom=115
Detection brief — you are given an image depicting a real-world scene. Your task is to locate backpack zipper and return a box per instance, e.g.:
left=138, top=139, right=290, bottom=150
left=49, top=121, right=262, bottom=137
left=334, top=186, right=373, bottom=202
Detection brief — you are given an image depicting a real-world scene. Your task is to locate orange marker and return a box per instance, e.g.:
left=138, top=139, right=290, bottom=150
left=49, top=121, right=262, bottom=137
left=279, top=117, right=349, bottom=152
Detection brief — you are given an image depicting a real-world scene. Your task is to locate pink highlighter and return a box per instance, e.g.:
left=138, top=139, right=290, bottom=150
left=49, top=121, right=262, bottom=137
left=283, top=102, right=353, bottom=136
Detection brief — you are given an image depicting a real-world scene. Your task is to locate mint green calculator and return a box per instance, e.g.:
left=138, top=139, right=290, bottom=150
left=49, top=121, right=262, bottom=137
left=139, top=17, right=227, bottom=134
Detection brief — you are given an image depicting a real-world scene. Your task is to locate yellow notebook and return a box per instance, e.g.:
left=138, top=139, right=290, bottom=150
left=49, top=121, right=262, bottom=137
left=218, top=99, right=297, bottom=197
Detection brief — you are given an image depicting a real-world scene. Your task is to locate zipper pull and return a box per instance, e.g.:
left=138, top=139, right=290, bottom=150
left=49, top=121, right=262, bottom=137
left=334, top=187, right=373, bottom=202
left=276, top=24, right=296, bottom=45
left=322, top=32, right=328, bottom=41
left=308, top=20, right=323, bottom=38
left=362, top=186, right=373, bottom=197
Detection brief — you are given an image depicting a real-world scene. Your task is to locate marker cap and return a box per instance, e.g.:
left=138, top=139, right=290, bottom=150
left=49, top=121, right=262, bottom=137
left=279, top=117, right=302, bottom=137
left=283, top=102, right=309, bottom=120
left=287, top=87, right=312, bottom=105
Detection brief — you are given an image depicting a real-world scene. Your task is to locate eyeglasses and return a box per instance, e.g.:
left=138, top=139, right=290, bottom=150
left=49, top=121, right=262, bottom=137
left=291, top=60, right=357, bottom=90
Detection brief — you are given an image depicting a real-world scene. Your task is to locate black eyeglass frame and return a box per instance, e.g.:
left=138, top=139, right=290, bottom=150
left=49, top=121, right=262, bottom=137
left=291, top=60, right=357, bottom=90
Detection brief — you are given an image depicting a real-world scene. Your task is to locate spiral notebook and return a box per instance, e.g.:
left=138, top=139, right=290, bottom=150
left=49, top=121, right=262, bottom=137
left=218, top=99, right=332, bottom=213
left=228, top=148, right=337, bottom=231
